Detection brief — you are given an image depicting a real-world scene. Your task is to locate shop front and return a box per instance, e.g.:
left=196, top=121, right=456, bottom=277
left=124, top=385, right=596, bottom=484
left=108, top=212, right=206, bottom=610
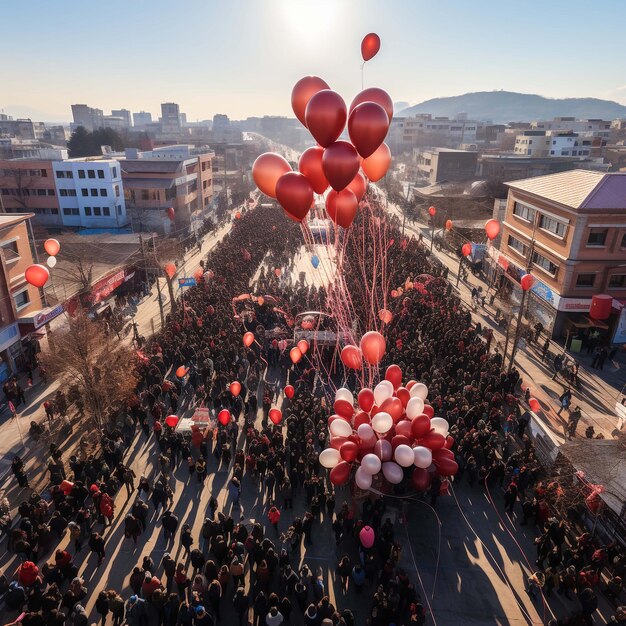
left=0, top=322, right=22, bottom=383
left=18, top=304, right=66, bottom=363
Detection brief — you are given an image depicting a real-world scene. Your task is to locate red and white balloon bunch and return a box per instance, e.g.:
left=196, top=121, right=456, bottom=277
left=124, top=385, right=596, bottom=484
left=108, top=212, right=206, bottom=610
left=252, top=34, right=393, bottom=229
left=319, top=364, right=458, bottom=493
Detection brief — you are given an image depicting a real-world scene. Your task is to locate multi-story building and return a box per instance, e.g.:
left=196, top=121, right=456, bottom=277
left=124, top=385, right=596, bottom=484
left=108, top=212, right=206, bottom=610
left=111, top=109, right=132, bottom=128
left=514, top=130, right=603, bottom=159
left=0, top=213, right=47, bottom=380
left=52, top=160, right=128, bottom=229
left=495, top=170, right=626, bottom=338
left=133, top=111, right=152, bottom=127
left=415, top=148, right=478, bottom=184
left=71, top=104, right=104, bottom=131
left=400, top=114, right=478, bottom=149
left=530, top=117, right=612, bottom=139
left=160, top=103, right=181, bottom=133
left=0, top=117, right=38, bottom=140
left=120, top=145, right=214, bottom=234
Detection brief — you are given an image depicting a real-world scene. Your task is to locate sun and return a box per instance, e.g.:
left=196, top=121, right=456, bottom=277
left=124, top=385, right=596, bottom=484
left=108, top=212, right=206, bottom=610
left=279, top=0, right=342, bottom=43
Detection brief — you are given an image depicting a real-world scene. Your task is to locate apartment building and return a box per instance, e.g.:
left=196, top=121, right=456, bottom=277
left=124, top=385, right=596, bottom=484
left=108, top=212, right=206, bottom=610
left=71, top=104, right=104, bottom=131
left=415, top=148, right=478, bottom=184
left=495, top=170, right=626, bottom=339
left=514, top=130, right=602, bottom=159
left=530, top=117, right=612, bottom=138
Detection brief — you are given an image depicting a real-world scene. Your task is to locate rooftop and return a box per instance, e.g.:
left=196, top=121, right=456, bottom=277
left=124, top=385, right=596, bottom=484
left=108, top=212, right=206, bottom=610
left=0, top=213, right=34, bottom=228
left=506, top=170, right=626, bottom=209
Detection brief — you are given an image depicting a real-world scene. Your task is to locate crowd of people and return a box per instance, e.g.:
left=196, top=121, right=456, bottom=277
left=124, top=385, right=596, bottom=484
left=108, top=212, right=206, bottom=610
left=0, top=199, right=623, bottom=626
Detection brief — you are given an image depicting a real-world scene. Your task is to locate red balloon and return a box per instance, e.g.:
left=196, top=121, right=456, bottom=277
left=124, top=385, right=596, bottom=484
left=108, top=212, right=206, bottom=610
left=360, top=331, right=386, bottom=365
left=25, top=264, right=50, bottom=288
left=218, top=409, right=231, bottom=426
left=164, top=263, right=176, bottom=279
left=229, top=381, right=241, bottom=397
left=347, top=171, right=367, bottom=202
left=322, top=141, right=360, bottom=192
left=350, top=88, right=393, bottom=122
left=291, top=76, right=330, bottom=127
left=419, top=431, right=446, bottom=450
left=330, top=436, right=348, bottom=450
left=445, top=219, right=453, bottom=231
left=165, top=415, right=179, bottom=428
left=423, top=405, right=434, bottom=419
left=329, top=461, right=352, bottom=486
left=326, top=189, right=358, bottom=228
left=348, top=102, right=389, bottom=158
left=44, top=238, right=61, bottom=256
left=396, top=387, right=410, bottom=408
left=353, top=411, right=371, bottom=428
left=411, top=415, right=431, bottom=439
left=433, top=458, right=458, bottom=477
left=485, top=219, right=500, bottom=240
left=290, top=347, right=302, bottom=364
left=444, top=435, right=455, bottom=449
left=297, top=339, right=309, bottom=355
left=529, top=398, right=541, bottom=412
left=358, top=388, right=375, bottom=413
left=380, top=397, right=403, bottom=423
left=395, top=420, right=413, bottom=439
left=298, top=147, right=329, bottom=194
left=385, top=364, right=403, bottom=390
left=361, top=33, right=381, bottom=62
left=340, top=441, right=359, bottom=462
left=334, top=398, right=355, bottom=419
left=391, top=435, right=412, bottom=450
left=252, top=153, right=292, bottom=199
left=428, top=206, right=436, bottom=217
left=305, top=90, right=347, bottom=148
left=243, top=332, right=254, bottom=347
left=275, top=172, right=314, bottom=222
left=175, top=366, right=188, bottom=378
left=269, top=408, right=282, bottom=425
left=361, top=142, right=391, bottom=182
left=406, top=380, right=417, bottom=391
left=521, top=274, right=534, bottom=291
left=370, top=404, right=381, bottom=417
left=284, top=385, right=295, bottom=399
left=432, top=448, right=455, bottom=461
left=412, top=467, right=432, bottom=492
left=167, top=207, right=175, bottom=222
left=341, top=345, right=362, bottom=370
left=462, top=243, right=472, bottom=257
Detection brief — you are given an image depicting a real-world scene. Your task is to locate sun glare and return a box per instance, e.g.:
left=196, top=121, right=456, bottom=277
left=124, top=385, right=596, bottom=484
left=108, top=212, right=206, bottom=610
left=280, top=0, right=342, bottom=43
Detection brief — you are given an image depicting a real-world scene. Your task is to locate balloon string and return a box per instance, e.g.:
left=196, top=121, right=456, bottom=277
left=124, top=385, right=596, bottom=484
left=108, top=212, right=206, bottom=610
left=361, top=61, right=365, bottom=90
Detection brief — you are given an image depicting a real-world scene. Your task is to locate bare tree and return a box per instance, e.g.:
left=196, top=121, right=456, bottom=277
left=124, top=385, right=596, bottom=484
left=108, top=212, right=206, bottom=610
left=0, top=168, right=36, bottom=211
left=41, top=309, right=139, bottom=430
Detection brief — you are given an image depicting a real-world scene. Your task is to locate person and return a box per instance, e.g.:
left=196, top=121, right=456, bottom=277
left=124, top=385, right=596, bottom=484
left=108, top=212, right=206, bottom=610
left=88, top=531, right=106, bottom=565
left=268, top=504, right=281, bottom=536
left=233, top=586, right=249, bottom=626
left=266, top=606, right=284, bottom=626
left=337, top=555, right=351, bottom=594
left=551, top=353, right=564, bottom=380
left=504, top=481, right=518, bottom=515
left=567, top=406, right=582, bottom=439
left=557, top=388, right=572, bottom=416
left=161, top=510, right=179, bottom=542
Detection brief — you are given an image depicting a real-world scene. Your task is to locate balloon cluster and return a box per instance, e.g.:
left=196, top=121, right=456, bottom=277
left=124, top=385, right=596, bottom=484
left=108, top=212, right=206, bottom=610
left=252, top=34, right=392, bottom=229
left=25, top=238, right=61, bottom=289
left=319, top=365, right=458, bottom=492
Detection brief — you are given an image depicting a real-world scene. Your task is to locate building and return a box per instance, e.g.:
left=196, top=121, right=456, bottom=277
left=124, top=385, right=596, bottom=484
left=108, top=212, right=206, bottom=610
left=120, top=145, right=214, bottom=234
left=399, top=114, right=479, bottom=149
left=111, top=109, right=132, bottom=128
left=0, top=158, right=61, bottom=226
left=0, top=213, right=47, bottom=380
left=0, top=138, right=46, bottom=160
left=415, top=148, right=478, bottom=184
left=133, top=111, right=152, bottom=127
left=160, top=103, right=181, bottom=133
left=530, top=117, right=612, bottom=138
left=52, top=160, right=128, bottom=229
left=0, top=117, right=38, bottom=140
left=71, top=104, right=104, bottom=131
left=514, top=130, right=603, bottom=159
left=494, top=170, right=626, bottom=338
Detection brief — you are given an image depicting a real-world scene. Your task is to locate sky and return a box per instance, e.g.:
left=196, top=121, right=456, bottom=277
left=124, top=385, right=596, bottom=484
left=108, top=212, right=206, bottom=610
left=2, top=0, right=626, bottom=123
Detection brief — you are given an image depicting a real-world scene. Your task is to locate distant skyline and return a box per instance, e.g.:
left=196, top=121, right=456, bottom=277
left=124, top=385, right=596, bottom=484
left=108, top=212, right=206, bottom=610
left=3, top=0, right=626, bottom=123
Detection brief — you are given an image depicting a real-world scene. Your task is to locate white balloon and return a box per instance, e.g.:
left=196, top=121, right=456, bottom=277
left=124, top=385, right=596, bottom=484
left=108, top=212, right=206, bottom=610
left=371, top=412, right=393, bottom=434
left=430, top=417, right=449, bottom=437
left=319, top=448, right=341, bottom=469
left=335, top=387, right=354, bottom=405
left=46, top=256, right=57, bottom=268
left=410, top=382, right=428, bottom=401
left=413, top=446, right=433, bottom=469
left=374, top=380, right=394, bottom=406
left=374, top=439, right=392, bottom=462
left=355, top=466, right=373, bottom=490
left=394, top=444, right=415, bottom=468
left=329, top=419, right=352, bottom=438
left=361, top=453, right=382, bottom=476
left=357, top=423, right=374, bottom=440
left=382, top=461, right=404, bottom=484
left=406, top=397, right=425, bottom=419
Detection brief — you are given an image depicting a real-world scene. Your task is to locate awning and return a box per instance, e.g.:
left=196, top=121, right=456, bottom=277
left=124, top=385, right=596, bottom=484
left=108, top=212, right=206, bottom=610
left=18, top=304, right=64, bottom=332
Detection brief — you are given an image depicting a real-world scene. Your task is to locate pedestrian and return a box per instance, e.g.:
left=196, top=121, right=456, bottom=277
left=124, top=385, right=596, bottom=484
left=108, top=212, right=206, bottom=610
left=88, top=531, right=106, bottom=565
left=504, top=481, right=518, bottom=515
left=161, top=510, right=179, bottom=542
left=557, top=388, right=572, bottom=416
left=268, top=504, right=281, bottom=536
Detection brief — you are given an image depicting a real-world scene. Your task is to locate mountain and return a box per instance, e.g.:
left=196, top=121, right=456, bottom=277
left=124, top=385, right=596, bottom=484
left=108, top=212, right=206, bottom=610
left=2, top=105, right=70, bottom=123
left=398, top=91, right=626, bottom=123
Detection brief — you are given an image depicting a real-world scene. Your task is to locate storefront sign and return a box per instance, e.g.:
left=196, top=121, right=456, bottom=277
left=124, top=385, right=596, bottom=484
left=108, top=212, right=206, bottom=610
left=0, top=322, right=19, bottom=353
left=33, top=304, right=64, bottom=329
left=557, top=298, right=593, bottom=313
left=178, top=277, right=197, bottom=287
left=613, top=307, right=626, bottom=344
left=92, top=270, right=126, bottom=304
left=530, top=278, right=558, bottom=308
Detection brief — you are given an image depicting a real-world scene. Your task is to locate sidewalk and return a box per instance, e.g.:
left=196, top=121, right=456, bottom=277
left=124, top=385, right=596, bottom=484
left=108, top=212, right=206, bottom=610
left=382, top=189, right=623, bottom=442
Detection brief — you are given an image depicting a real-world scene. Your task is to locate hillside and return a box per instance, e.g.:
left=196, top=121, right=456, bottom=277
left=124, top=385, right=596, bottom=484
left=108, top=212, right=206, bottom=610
left=398, top=91, right=626, bottom=123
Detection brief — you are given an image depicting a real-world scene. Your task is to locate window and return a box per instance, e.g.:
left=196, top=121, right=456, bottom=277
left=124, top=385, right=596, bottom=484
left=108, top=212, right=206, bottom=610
left=84, top=207, right=92, bottom=216
left=88, top=170, right=95, bottom=179
left=14, top=290, right=30, bottom=310
left=62, top=208, right=79, bottom=216
left=609, top=275, right=626, bottom=288
left=47, top=189, right=54, bottom=196
left=512, top=201, right=534, bottom=221
left=587, top=229, right=607, bottom=246
left=60, top=189, right=68, bottom=197
left=141, top=190, right=149, bottom=201
left=114, top=185, right=120, bottom=197
left=112, top=167, right=117, bottom=178
left=575, top=274, right=596, bottom=287
left=81, top=189, right=88, bottom=197
left=103, top=207, right=110, bottom=216
left=539, top=214, right=567, bottom=238
left=97, top=170, right=105, bottom=179
left=165, top=187, right=176, bottom=201
left=78, top=169, right=85, bottom=179
left=507, top=235, right=528, bottom=256
left=532, top=251, right=558, bottom=276
left=91, top=189, right=98, bottom=196
left=41, top=170, right=47, bottom=177
left=117, top=205, right=122, bottom=215
left=100, top=189, right=107, bottom=197
left=1, top=240, right=19, bottom=256
left=37, top=189, right=46, bottom=196
left=66, top=171, right=73, bottom=178
left=55, top=171, right=65, bottom=179
left=94, top=207, right=101, bottom=216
